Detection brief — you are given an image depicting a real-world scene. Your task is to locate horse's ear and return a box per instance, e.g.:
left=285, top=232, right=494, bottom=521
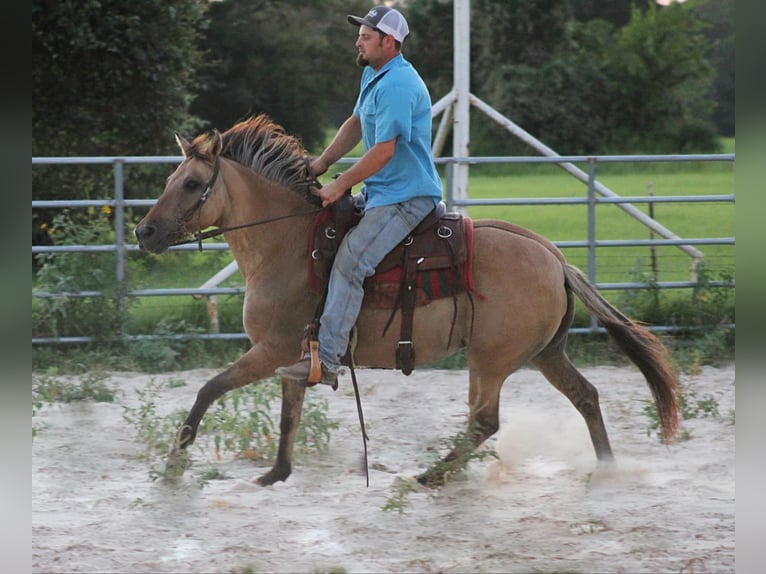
left=175, top=132, right=192, bottom=158
left=209, top=129, right=223, bottom=157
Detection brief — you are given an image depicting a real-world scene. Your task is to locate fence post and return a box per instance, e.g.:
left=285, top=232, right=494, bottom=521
left=113, top=159, right=127, bottom=338
left=587, top=158, right=598, bottom=332
left=444, top=162, right=454, bottom=210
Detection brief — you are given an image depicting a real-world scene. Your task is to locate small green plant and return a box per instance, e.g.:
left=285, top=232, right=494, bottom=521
left=195, top=465, right=231, bottom=489
left=382, top=477, right=418, bottom=513
left=32, top=400, right=44, bottom=438
left=385, top=427, right=499, bottom=508
left=33, top=371, right=116, bottom=404
left=122, top=377, right=338, bottom=478
left=121, top=377, right=187, bottom=459
left=642, top=385, right=720, bottom=442
left=33, top=209, right=133, bottom=341
left=420, top=432, right=498, bottom=488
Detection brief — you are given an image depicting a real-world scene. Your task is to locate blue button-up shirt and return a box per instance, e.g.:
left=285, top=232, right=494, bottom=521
left=353, top=54, right=443, bottom=209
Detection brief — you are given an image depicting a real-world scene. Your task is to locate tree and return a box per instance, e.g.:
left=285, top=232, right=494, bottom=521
left=603, top=2, right=718, bottom=151
left=688, top=0, right=735, bottom=137
left=570, top=0, right=651, bottom=27
left=472, top=0, right=574, bottom=69
left=188, top=0, right=371, bottom=152
left=33, top=0, right=209, bottom=252
left=33, top=0, right=208, bottom=158
left=401, top=0, right=455, bottom=102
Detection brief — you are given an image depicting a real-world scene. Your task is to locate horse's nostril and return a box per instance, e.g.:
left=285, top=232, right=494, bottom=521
left=135, top=224, right=155, bottom=241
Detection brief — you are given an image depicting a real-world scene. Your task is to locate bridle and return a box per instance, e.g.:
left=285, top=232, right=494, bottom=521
left=170, top=155, right=322, bottom=251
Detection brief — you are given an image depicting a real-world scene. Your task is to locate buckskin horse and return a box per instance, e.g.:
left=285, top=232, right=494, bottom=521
left=134, top=114, right=679, bottom=487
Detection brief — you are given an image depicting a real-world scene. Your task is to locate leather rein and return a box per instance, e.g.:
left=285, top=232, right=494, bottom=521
left=170, top=155, right=322, bottom=251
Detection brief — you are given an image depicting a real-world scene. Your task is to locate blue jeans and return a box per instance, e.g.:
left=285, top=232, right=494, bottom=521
left=318, top=196, right=438, bottom=371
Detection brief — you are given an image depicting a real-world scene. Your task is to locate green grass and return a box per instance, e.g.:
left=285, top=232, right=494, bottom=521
left=464, top=166, right=735, bottom=285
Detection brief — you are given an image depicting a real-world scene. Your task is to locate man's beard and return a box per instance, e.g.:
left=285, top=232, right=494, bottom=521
left=356, top=53, right=368, bottom=68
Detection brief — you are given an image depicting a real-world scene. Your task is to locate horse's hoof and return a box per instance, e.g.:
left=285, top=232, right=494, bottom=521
left=164, top=447, right=191, bottom=479
left=255, top=465, right=291, bottom=487
left=416, top=469, right=448, bottom=489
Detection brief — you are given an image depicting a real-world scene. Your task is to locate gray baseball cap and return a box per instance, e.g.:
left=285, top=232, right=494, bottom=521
left=347, top=6, right=410, bottom=43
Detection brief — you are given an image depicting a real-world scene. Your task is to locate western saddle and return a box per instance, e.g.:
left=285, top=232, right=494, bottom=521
left=305, top=191, right=474, bottom=380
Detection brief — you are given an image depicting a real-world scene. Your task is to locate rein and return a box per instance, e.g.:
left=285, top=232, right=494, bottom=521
left=170, top=208, right=323, bottom=251
left=169, top=155, right=322, bottom=251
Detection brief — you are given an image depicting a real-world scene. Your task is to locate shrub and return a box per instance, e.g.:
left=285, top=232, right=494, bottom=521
left=33, top=209, right=132, bottom=341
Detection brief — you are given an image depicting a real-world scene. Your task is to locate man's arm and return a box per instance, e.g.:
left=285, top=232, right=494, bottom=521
left=311, top=115, right=363, bottom=176
left=317, top=137, right=396, bottom=207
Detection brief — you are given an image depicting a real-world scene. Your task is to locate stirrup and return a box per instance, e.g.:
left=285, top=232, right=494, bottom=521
left=307, top=340, right=322, bottom=384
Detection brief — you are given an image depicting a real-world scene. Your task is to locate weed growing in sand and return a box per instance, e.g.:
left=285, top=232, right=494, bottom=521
left=421, top=428, right=499, bottom=488
left=32, top=371, right=117, bottom=438
left=122, top=376, right=338, bottom=475
left=33, top=371, right=116, bottom=404
left=382, top=478, right=418, bottom=513
left=642, top=385, right=721, bottom=442
left=121, top=377, right=186, bottom=459
left=195, top=466, right=232, bottom=488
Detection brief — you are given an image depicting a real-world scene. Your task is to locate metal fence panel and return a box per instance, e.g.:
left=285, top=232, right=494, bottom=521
left=32, top=153, right=735, bottom=344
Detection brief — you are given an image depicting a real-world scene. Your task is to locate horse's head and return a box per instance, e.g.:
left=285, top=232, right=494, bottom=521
left=135, top=130, right=227, bottom=253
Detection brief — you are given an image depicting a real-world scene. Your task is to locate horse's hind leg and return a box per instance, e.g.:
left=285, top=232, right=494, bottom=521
left=416, top=366, right=506, bottom=488
left=530, top=343, right=614, bottom=463
left=256, top=379, right=306, bottom=486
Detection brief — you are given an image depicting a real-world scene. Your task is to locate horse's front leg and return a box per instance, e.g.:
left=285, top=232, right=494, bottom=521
left=256, top=378, right=306, bottom=486
left=165, top=346, right=277, bottom=476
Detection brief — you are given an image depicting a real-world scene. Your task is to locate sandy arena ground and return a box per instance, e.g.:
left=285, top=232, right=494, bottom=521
left=32, top=363, right=735, bottom=573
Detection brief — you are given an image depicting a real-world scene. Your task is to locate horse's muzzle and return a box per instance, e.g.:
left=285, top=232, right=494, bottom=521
left=134, top=222, right=167, bottom=254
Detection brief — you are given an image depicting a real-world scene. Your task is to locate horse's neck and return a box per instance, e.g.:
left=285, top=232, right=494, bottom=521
left=219, top=159, right=313, bottom=281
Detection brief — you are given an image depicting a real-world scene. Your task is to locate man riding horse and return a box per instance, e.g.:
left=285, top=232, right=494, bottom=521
left=277, top=6, right=443, bottom=388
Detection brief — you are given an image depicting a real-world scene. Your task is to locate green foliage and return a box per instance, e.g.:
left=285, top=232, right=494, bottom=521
left=643, top=384, right=721, bottom=443
left=451, top=0, right=722, bottom=155
left=189, top=0, right=371, bottom=150
left=419, top=428, right=498, bottom=489
left=689, top=0, right=734, bottom=137
left=382, top=477, right=418, bottom=513
left=126, top=318, right=207, bottom=373
left=33, top=210, right=131, bottom=341
left=122, top=376, right=338, bottom=470
left=33, top=371, right=116, bottom=404
left=571, top=0, right=651, bottom=27
left=32, top=370, right=117, bottom=438
left=32, top=0, right=207, bottom=239
left=32, top=0, right=207, bottom=157
left=121, top=378, right=188, bottom=459
left=617, top=262, right=734, bottom=331
left=472, top=0, right=574, bottom=69
left=602, top=2, right=718, bottom=152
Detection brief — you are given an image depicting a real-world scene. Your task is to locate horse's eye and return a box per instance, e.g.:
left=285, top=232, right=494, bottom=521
left=184, top=179, right=201, bottom=191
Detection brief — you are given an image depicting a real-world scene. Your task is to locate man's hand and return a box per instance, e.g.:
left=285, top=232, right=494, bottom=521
left=316, top=179, right=348, bottom=207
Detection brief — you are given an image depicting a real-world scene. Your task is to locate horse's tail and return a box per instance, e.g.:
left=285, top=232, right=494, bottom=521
left=564, top=264, right=680, bottom=442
